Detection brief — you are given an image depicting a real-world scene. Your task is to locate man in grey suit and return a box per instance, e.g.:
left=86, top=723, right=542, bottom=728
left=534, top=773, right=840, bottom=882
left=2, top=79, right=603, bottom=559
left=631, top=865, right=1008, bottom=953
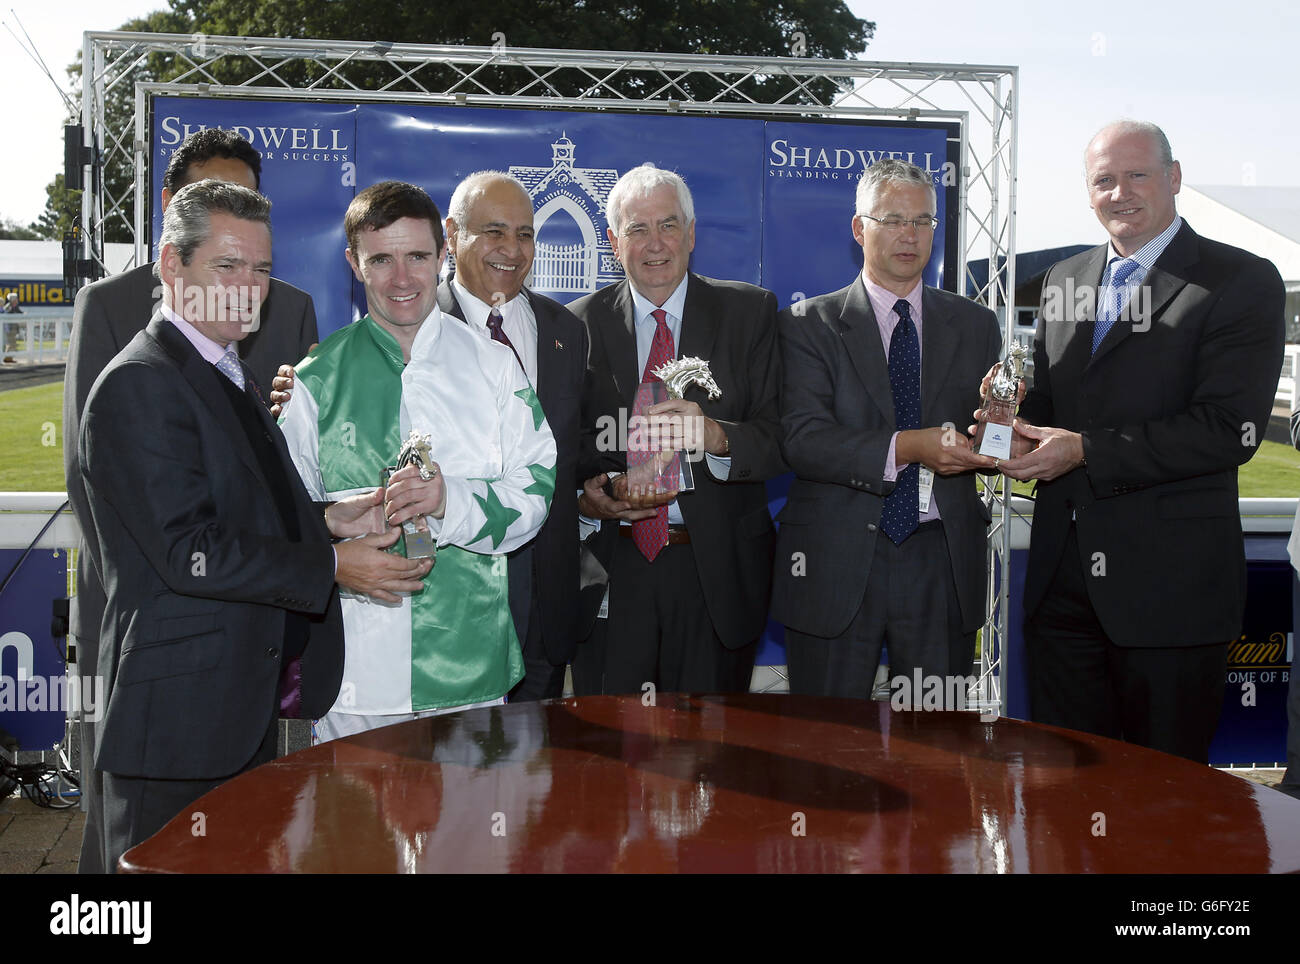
left=772, top=158, right=1000, bottom=700
left=63, top=128, right=317, bottom=871
left=78, top=180, right=426, bottom=871
left=436, top=171, right=588, bottom=701
left=1002, top=120, right=1285, bottom=763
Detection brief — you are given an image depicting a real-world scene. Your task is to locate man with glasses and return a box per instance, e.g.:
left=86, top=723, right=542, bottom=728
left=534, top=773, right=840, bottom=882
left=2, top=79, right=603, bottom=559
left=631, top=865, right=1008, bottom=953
left=772, top=158, right=1001, bottom=702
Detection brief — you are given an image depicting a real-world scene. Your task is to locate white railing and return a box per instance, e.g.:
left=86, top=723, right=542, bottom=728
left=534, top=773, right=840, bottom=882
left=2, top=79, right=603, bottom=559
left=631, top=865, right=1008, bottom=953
left=1277, top=345, right=1300, bottom=413
left=531, top=242, right=594, bottom=293
left=1, top=316, right=74, bottom=364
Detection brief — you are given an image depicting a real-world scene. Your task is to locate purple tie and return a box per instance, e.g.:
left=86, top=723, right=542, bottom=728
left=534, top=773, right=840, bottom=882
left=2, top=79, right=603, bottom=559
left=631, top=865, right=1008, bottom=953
left=487, top=308, right=525, bottom=373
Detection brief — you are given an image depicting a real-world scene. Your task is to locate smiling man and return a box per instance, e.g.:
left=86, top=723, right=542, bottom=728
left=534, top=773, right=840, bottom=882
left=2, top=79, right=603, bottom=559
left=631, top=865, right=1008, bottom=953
left=435, top=171, right=587, bottom=701
left=570, top=163, right=785, bottom=696
left=772, top=158, right=1000, bottom=702
left=278, top=180, right=555, bottom=741
left=77, top=180, right=424, bottom=871
left=1002, top=120, right=1285, bottom=763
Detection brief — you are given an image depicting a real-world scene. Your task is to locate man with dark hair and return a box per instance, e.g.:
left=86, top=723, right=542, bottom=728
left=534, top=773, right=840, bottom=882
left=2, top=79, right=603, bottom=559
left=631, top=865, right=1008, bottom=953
left=1001, top=120, right=1285, bottom=764
left=773, top=158, right=1000, bottom=701
left=279, top=180, right=555, bottom=742
left=63, top=127, right=318, bottom=872
left=79, top=180, right=424, bottom=871
left=160, top=127, right=263, bottom=200
left=437, top=170, right=587, bottom=701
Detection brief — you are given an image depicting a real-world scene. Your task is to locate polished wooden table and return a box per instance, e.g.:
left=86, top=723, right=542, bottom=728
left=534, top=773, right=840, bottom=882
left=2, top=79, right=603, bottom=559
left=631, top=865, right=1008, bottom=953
left=121, top=694, right=1300, bottom=873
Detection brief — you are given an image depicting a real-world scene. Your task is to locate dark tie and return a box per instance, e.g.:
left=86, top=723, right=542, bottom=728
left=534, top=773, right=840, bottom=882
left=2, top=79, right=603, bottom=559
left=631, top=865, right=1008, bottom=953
left=630, top=308, right=678, bottom=562
left=486, top=308, right=525, bottom=373
left=880, top=298, right=920, bottom=545
left=1092, top=257, right=1142, bottom=354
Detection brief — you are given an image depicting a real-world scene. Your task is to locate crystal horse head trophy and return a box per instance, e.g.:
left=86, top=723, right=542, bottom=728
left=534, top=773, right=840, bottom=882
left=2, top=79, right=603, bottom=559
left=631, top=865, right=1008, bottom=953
left=627, top=357, right=723, bottom=497
left=653, top=356, right=722, bottom=402
left=381, top=431, right=438, bottom=560
left=975, top=342, right=1027, bottom=459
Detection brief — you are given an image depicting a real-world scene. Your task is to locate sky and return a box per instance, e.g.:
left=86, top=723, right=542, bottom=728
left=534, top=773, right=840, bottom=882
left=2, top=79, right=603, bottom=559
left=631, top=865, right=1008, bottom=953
left=2, top=0, right=1298, bottom=252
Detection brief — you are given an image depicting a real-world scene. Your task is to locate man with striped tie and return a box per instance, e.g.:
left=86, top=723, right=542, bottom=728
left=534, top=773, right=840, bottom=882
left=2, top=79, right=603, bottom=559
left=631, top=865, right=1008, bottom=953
left=1001, top=120, right=1286, bottom=763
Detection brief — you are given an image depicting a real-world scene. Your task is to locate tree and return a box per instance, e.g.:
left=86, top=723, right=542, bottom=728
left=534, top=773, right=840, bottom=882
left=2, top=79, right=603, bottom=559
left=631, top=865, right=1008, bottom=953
left=0, top=218, right=42, bottom=241
left=29, top=174, right=82, bottom=241
left=58, top=0, right=874, bottom=243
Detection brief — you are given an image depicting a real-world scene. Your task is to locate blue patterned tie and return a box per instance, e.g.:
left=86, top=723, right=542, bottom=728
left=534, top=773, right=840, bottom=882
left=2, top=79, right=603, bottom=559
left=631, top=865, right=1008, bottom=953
left=215, top=349, right=245, bottom=391
left=1091, top=257, right=1141, bottom=354
left=881, top=298, right=920, bottom=545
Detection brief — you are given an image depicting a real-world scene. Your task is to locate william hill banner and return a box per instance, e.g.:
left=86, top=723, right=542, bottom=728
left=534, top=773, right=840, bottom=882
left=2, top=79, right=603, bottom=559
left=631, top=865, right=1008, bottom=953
left=150, top=96, right=958, bottom=338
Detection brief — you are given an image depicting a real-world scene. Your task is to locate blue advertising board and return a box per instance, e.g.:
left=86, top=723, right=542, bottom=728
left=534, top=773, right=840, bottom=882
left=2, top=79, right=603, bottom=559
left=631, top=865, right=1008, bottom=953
left=150, top=97, right=960, bottom=337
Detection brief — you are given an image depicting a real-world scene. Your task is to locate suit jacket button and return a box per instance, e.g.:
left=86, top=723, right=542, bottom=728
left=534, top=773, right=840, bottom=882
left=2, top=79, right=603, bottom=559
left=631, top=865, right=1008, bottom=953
left=867, top=523, right=877, bottom=532
left=266, top=647, right=278, bottom=658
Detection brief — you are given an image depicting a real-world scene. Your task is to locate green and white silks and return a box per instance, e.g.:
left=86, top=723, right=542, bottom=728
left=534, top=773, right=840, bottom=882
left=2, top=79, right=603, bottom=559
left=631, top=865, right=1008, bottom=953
left=279, top=307, right=556, bottom=714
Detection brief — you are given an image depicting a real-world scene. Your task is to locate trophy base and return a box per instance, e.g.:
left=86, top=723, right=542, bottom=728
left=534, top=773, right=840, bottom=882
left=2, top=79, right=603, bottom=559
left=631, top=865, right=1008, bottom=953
left=975, top=398, right=1017, bottom=459
left=976, top=421, right=1014, bottom=459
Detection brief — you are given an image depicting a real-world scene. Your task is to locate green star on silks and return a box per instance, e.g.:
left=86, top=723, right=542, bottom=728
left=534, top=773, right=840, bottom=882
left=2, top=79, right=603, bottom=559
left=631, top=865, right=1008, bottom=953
left=524, top=462, right=555, bottom=499
left=515, top=386, right=546, bottom=431
left=471, top=483, right=522, bottom=549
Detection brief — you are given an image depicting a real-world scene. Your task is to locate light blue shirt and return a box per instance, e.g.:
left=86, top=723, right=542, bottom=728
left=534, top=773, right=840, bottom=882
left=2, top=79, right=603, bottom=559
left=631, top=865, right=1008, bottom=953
left=1099, top=215, right=1183, bottom=322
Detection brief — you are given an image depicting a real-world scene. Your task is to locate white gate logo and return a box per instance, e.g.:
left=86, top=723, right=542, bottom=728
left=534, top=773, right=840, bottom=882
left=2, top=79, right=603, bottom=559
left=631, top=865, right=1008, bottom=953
left=510, top=133, right=624, bottom=295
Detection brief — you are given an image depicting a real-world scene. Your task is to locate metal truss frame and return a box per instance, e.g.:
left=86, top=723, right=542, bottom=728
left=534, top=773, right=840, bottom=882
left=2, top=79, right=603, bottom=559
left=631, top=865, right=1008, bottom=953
left=79, top=31, right=1018, bottom=714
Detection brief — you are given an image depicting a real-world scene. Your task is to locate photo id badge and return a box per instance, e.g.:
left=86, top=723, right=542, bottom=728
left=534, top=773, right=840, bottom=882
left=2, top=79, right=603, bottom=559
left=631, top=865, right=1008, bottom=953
left=917, top=466, right=935, bottom=513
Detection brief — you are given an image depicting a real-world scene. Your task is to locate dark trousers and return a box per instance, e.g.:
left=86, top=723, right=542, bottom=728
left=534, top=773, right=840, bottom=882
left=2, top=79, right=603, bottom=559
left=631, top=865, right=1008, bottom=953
left=1281, top=575, right=1300, bottom=798
left=100, top=709, right=279, bottom=873
left=1027, top=525, right=1228, bottom=764
left=508, top=590, right=565, bottom=702
left=571, top=534, right=754, bottom=696
left=786, top=521, right=975, bottom=700
left=73, top=633, right=105, bottom=874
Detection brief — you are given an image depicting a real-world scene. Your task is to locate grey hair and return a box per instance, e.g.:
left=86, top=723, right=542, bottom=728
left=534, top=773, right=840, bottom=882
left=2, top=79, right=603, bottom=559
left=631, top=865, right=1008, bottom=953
left=606, top=163, right=695, bottom=236
left=1085, top=119, right=1176, bottom=171
left=157, top=178, right=271, bottom=266
left=854, top=159, right=936, bottom=217
left=447, top=170, right=531, bottom=233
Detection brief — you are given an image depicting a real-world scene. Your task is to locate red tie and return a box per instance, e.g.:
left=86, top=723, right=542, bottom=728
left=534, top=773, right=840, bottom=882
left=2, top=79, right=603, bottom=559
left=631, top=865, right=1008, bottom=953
left=630, top=309, right=678, bottom=562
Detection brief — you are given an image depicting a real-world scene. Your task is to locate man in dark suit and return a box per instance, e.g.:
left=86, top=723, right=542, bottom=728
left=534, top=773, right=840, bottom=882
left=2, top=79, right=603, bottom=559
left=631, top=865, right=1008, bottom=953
left=571, top=164, right=784, bottom=695
left=63, top=128, right=317, bottom=871
left=78, top=180, right=428, bottom=871
left=437, top=171, right=587, bottom=701
left=1002, top=120, right=1285, bottom=763
left=772, top=159, right=1000, bottom=700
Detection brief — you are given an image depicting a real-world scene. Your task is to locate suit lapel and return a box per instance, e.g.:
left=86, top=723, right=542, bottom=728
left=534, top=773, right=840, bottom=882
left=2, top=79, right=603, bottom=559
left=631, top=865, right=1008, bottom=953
left=919, top=287, right=959, bottom=416
left=1089, top=223, right=1193, bottom=368
left=837, top=280, right=895, bottom=424
left=527, top=288, right=561, bottom=407
left=147, top=315, right=271, bottom=491
left=602, top=281, right=641, bottom=406
left=436, top=280, right=465, bottom=323
left=677, top=274, right=719, bottom=371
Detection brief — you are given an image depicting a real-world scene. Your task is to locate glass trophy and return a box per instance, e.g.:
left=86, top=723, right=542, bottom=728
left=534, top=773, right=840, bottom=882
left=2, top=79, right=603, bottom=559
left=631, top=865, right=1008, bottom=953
left=625, top=356, right=723, bottom=498
left=382, top=431, right=438, bottom=561
left=974, top=343, right=1027, bottom=460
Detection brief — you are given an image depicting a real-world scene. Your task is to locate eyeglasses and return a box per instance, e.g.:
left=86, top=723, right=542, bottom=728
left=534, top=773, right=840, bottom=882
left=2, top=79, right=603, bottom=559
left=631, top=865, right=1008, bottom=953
left=860, top=214, right=939, bottom=232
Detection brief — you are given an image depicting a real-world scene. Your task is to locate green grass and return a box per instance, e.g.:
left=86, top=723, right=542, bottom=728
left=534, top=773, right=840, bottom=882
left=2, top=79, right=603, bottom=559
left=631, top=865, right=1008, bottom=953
left=2, top=379, right=1300, bottom=498
left=0, top=381, right=65, bottom=490
left=974, top=439, right=1300, bottom=500
left=1239, top=439, right=1300, bottom=498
